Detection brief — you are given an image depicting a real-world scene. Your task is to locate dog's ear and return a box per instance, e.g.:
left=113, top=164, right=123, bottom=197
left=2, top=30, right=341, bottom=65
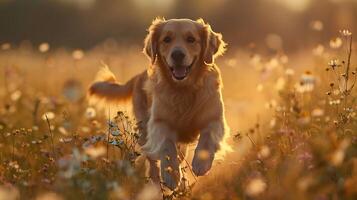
left=197, top=19, right=227, bottom=65
left=143, top=17, right=165, bottom=65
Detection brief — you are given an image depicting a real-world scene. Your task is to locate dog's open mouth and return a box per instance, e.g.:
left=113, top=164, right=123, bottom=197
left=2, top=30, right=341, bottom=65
left=168, top=57, right=196, bottom=81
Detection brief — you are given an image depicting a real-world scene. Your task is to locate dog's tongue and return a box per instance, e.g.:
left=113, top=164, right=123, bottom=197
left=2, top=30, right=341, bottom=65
left=173, top=67, right=186, bottom=79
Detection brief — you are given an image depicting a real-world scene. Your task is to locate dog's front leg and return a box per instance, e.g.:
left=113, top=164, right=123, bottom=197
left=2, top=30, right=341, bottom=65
left=160, top=138, right=180, bottom=190
left=143, top=121, right=180, bottom=190
left=192, top=119, right=226, bottom=176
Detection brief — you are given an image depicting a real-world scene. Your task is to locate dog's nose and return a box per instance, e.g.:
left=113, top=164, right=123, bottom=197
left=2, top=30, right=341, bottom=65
left=171, top=50, right=185, bottom=64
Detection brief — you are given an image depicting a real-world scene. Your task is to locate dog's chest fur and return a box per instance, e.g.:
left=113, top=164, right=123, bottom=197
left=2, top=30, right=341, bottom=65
left=144, top=68, right=221, bottom=142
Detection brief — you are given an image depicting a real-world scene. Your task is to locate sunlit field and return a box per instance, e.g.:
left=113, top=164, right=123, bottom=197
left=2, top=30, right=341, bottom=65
left=0, top=30, right=356, bottom=199
left=0, top=0, right=357, bottom=199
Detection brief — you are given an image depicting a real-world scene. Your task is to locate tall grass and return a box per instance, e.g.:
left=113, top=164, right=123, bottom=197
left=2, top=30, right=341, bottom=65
left=0, top=31, right=356, bottom=200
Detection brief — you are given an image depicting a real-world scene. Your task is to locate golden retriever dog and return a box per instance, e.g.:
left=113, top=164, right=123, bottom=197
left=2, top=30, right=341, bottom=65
left=88, top=18, right=230, bottom=190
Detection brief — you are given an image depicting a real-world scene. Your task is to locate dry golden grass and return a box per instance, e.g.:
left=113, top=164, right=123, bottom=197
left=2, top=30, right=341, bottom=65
left=0, top=31, right=356, bottom=200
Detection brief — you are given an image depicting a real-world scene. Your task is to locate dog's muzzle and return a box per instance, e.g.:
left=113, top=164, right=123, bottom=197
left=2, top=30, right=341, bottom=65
left=166, top=57, right=196, bottom=81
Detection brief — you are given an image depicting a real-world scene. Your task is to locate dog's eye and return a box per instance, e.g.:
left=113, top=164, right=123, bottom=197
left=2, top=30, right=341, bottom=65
left=163, top=36, right=172, bottom=43
left=187, top=36, right=196, bottom=43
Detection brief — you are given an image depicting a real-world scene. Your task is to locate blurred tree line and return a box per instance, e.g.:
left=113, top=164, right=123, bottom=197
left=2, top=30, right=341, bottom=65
left=0, top=0, right=356, bottom=51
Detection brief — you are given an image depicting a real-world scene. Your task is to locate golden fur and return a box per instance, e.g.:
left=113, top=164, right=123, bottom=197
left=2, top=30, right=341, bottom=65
left=88, top=18, right=230, bottom=190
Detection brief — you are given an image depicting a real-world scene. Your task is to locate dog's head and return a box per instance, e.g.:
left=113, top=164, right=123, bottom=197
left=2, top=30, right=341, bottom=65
left=144, top=18, right=226, bottom=82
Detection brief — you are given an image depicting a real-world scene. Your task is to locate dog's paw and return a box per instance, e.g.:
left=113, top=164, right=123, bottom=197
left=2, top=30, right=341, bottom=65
left=161, top=168, right=180, bottom=190
left=192, top=149, right=214, bottom=176
left=161, top=162, right=181, bottom=190
left=158, top=140, right=181, bottom=190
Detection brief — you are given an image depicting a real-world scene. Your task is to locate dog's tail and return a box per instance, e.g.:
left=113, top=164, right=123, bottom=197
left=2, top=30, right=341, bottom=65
left=88, top=65, right=136, bottom=104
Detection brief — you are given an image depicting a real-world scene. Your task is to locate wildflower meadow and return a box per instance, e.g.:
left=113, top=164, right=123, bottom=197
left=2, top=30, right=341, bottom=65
left=0, top=0, right=356, bottom=199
